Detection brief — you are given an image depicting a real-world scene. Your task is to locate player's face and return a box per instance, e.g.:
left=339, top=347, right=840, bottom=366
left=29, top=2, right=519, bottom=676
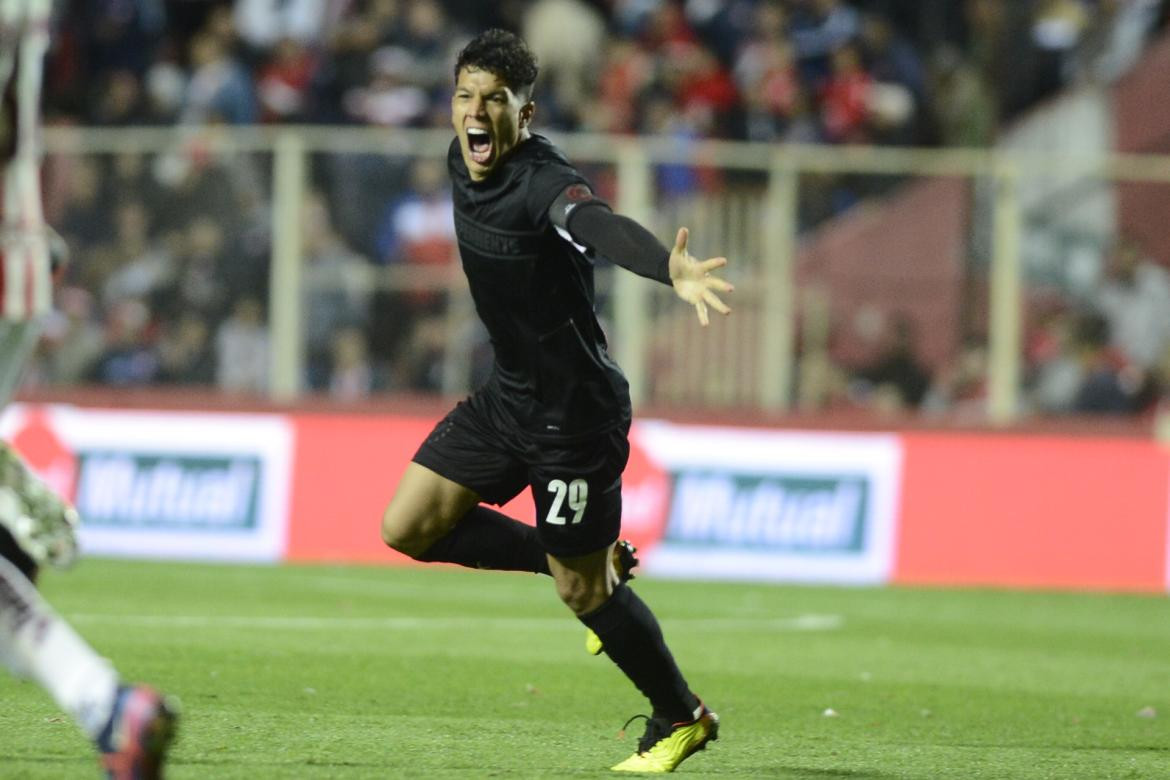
left=452, top=67, right=533, bottom=181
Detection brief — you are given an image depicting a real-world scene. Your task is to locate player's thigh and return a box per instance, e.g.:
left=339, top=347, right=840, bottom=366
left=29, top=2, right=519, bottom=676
left=381, top=462, right=481, bottom=552
left=529, top=425, right=630, bottom=560
left=383, top=398, right=527, bottom=551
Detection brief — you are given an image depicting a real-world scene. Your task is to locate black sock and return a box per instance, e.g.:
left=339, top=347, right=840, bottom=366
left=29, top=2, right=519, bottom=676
left=580, top=584, right=700, bottom=723
left=416, top=505, right=550, bottom=575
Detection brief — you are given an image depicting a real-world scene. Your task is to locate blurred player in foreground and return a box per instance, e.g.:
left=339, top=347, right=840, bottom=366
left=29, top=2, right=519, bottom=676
left=0, top=1, right=177, bottom=776
left=381, top=29, right=732, bottom=774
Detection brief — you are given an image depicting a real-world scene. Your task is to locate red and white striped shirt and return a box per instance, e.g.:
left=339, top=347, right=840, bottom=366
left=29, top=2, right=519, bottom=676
left=0, top=0, right=53, bottom=322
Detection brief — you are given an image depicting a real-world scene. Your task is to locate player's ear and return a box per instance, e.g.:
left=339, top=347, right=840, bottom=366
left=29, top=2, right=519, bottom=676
left=520, top=101, right=535, bottom=129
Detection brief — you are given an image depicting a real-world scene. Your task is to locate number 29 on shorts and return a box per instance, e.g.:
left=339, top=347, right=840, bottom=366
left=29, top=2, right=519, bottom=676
left=545, top=478, right=588, bottom=525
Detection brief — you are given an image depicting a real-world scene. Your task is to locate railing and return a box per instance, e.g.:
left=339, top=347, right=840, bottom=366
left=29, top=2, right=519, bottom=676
left=41, top=124, right=1170, bottom=424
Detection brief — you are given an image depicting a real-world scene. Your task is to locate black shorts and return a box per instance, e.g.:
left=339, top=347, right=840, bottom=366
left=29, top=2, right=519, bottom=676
left=412, top=384, right=630, bottom=559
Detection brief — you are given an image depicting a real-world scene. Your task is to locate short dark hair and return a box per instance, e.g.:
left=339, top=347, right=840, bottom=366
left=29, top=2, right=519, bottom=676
left=454, top=29, right=538, bottom=101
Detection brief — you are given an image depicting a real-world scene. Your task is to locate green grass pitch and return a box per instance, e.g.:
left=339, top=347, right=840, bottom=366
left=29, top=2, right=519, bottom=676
left=2, top=558, right=1168, bottom=778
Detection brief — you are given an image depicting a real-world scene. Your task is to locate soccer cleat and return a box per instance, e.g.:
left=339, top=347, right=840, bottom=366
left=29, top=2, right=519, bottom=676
left=97, top=685, right=180, bottom=780
left=585, top=540, right=640, bottom=655
left=611, top=704, right=719, bottom=774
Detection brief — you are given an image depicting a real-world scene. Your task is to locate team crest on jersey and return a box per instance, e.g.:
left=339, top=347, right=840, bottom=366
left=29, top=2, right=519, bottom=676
left=565, top=184, right=593, bottom=203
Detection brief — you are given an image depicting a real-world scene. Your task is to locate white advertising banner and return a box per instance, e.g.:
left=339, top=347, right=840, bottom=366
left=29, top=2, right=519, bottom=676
left=1, top=404, right=293, bottom=562
left=636, top=421, right=903, bottom=584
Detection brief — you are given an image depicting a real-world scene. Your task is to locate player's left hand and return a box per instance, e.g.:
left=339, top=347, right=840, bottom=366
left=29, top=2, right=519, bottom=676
left=668, top=227, right=733, bottom=326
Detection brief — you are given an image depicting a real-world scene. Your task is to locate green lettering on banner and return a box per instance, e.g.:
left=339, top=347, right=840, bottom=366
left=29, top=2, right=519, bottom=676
left=666, top=472, right=869, bottom=553
left=75, top=453, right=261, bottom=531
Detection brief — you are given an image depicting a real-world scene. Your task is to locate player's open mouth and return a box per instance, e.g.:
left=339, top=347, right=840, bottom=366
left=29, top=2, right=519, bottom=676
left=466, top=127, right=493, bottom=165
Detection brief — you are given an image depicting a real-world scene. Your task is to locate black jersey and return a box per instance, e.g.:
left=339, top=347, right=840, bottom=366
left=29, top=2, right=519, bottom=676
left=448, top=134, right=631, bottom=440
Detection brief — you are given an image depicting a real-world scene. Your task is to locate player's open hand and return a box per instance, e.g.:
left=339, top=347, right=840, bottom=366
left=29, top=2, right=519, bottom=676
left=668, top=227, right=733, bottom=326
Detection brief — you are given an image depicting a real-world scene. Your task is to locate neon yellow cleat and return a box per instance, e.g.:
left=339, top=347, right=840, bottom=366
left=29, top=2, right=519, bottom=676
left=611, top=705, right=719, bottom=774
left=586, top=540, right=639, bottom=656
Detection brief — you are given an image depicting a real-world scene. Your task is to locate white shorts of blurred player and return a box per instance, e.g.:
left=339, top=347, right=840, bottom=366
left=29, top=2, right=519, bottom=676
left=1, top=0, right=55, bottom=410
left=0, top=318, right=38, bottom=409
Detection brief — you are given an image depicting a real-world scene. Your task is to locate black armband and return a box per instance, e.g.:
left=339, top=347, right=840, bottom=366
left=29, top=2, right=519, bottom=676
left=550, top=187, right=672, bottom=286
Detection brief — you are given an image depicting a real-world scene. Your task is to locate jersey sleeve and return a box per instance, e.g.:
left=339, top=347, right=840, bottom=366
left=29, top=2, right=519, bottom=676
left=526, top=159, right=590, bottom=228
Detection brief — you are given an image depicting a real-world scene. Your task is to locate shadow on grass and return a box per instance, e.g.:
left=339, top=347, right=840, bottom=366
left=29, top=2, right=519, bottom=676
left=739, top=768, right=898, bottom=779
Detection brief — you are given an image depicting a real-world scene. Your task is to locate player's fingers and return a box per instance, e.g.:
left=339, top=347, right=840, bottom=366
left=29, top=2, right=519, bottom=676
left=696, top=300, right=709, bottom=326
left=706, top=276, right=735, bottom=293
left=699, top=256, right=727, bottom=273
left=703, top=289, right=731, bottom=315
left=674, top=227, right=689, bottom=254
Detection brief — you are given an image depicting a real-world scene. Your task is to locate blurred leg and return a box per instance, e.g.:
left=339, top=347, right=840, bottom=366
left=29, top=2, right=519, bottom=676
left=0, top=550, right=119, bottom=738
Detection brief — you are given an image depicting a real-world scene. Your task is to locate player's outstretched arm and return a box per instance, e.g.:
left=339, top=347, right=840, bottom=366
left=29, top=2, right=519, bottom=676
left=552, top=186, right=735, bottom=324
left=667, top=227, right=733, bottom=327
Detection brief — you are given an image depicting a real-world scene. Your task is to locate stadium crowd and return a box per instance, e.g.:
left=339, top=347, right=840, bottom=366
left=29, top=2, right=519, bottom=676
left=22, top=0, right=1170, bottom=419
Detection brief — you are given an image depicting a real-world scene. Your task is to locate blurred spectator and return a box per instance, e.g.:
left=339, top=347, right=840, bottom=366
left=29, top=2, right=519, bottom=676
left=965, top=0, right=1041, bottom=119
left=1068, top=311, right=1139, bottom=414
left=684, top=0, right=758, bottom=64
left=1029, top=0, right=1090, bottom=102
left=181, top=32, right=258, bottom=125
left=675, top=47, right=740, bottom=138
left=819, top=43, right=872, bottom=143
left=99, top=200, right=175, bottom=310
left=1093, top=239, right=1170, bottom=370
left=523, top=0, right=606, bottom=128
left=369, top=157, right=455, bottom=381
left=302, top=193, right=373, bottom=390
left=215, top=297, right=269, bottom=393
left=234, top=0, right=331, bottom=51
left=399, top=0, right=461, bottom=92
left=850, top=313, right=931, bottom=411
left=929, top=45, right=996, bottom=147
left=734, top=4, right=804, bottom=141
left=91, top=70, right=150, bottom=126
left=1026, top=307, right=1084, bottom=413
left=72, top=0, right=167, bottom=80
left=373, top=158, right=455, bottom=267
left=790, top=0, right=861, bottom=84
left=329, top=327, right=376, bottom=399
left=921, top=340, right=989, bottom=419
left=144, top=60, right=188, bottom=124
left=860, top=13, right=925, bottom=106
left=37, top=289, right=106, bottom=386
left=315, top=0, right=405, bottom=123
left=56, top=158, right=110, bottom=253
left=342, top=45, right=430, bottom=126
left=591, top=40, right=654, bottom=133
left=156, top=313, right=215, bottom=385
left=639, top=92, right=704, bottom=198
left=165, top=217, right=232, bottom=321
left=858, top=14, right=922, bottom=144
left=89, top=299, right=159, bottom=387
left=256, top=38, right=319, bottom=123
left=392, top=313, right=448, bottom=391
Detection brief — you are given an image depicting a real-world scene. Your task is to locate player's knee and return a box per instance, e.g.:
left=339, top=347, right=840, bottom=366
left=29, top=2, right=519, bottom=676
left=379, top=504, right=430, bottom=558
left=554, top=572, right=610, bottom=615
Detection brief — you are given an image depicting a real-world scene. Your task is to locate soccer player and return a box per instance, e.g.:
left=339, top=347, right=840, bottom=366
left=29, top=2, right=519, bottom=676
left=380, top=29, right=732, bottom=774
left=0, top=1, right=177, bottom=777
